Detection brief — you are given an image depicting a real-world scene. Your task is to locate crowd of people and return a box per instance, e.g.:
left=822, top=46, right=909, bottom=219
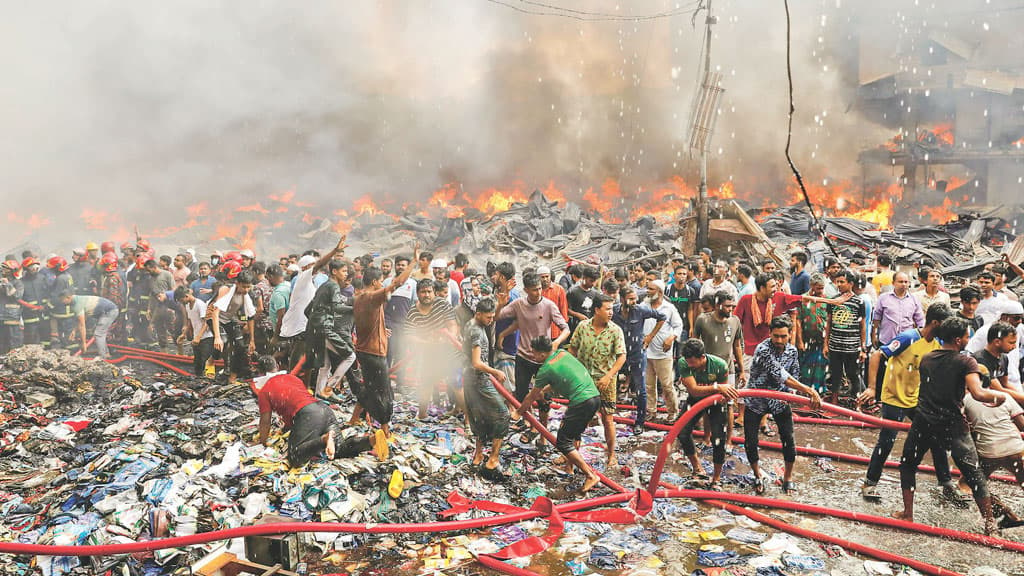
left=3, top=236, right=1024, bottom=532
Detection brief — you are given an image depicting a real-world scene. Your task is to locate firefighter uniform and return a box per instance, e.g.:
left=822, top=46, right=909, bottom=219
left=0, top=275, right=24, bottom=354
left=20, top=268, right=49, bottom=346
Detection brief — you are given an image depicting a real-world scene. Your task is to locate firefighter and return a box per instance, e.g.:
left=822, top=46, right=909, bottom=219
left=120, top=242, right=136, bottom=270
left=69, top=248, right=98, bottom=296
left=99, top=253, right=126, bottom=343
left=127, top=254, right=154, bottom=346
left=47, top=256, right=77, bottom=350
left=85, top=241, right=101, bottom=264
left=0, top=260, right=25, bottom=354
left=19, top=257, right=49, bottom=346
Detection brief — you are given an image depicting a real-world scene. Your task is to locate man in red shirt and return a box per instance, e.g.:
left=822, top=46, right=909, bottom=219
left=254, top=356, right=383, bottom=467
left=734, top=273, right=842, bottom=426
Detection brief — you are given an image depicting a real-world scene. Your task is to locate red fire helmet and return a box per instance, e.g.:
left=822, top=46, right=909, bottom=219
left=100, top=253, right=119, bottom=273
left=1, top=260, right=21, bottom=275
left=223, top=251, right=243, bottom=264
left=100, top=241, right=116, bottom=254
left=21, top=257, right=39, bottom=270
left=220, top=260, right=243, bottom=280
left=47, top=256, right=69, bottom=272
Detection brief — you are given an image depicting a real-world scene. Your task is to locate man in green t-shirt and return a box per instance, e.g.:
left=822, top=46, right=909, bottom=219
left=514, top=335, right=602, bottom=493
left=676, top=338, right=740, bottom=487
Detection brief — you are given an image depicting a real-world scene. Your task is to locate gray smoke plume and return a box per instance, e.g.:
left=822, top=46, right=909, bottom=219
left=3, top=0, right=1012, bottom=251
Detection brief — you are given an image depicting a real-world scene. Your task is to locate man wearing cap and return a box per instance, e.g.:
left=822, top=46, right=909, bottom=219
left=967, top=299, right=1024, bottom=391
left=644, top=279, right=684, bottom=420
left=279, top=239, right=347, bottom=371
left=431, top=258, right=461, bottom=308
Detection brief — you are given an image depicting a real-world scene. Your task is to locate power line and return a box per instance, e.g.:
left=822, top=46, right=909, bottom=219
left=483, top=0, right=703, bottom=21
left=783, top=0, right=840, bottom=259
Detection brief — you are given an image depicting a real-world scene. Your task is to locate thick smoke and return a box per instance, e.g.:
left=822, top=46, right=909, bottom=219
left=3, top=0, right=1002, bottom=250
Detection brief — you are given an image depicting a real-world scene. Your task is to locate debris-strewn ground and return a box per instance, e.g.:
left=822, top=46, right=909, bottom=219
left=0, top=357, right=1020, bottom=575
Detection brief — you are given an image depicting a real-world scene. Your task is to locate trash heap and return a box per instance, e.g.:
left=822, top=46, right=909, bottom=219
left=333, top=190, right=683, bottom=273
left=2, top=353, right=1018, bottom=575
left=757, top=203, right=1024, bottom=280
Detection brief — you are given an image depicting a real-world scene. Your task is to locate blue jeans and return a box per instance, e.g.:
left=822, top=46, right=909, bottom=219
left=622, top=358, right=648, bottom=426
left=865, top=403, right=952, bottom=485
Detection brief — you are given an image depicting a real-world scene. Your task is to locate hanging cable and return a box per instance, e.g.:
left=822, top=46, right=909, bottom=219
left=783, top=0, right=841, bottom=259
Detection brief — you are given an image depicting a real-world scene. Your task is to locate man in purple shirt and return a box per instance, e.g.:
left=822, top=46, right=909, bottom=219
left=497, top=272, right=570, bottom=439
left=872, top=272, right=924, bottom=348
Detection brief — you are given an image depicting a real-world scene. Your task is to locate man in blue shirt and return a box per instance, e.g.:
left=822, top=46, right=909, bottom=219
left=491, top=262, right=521, bottom=386
left=190, top=262, right=216, bottom=302
left=789, top=252, right=811, bottom=296
left=612, top=286, right=665, bottom=432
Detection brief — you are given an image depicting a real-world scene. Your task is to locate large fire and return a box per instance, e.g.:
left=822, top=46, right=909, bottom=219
left=3, top=172, right=967, bottom=249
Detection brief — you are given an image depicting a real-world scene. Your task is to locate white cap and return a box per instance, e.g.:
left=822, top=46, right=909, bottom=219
left=287, top=263, right=301, bottom=273
left=298, top=255, right=317, bottom=268
left=240, top=249, right=255, bottom=259
left=430, top=258, right=448, bottom=270
left=537, top=266, right=551, bottom=275
left=649, top=279, right=665, bottom=292
left=1001, top=300, right=1024, bottom=316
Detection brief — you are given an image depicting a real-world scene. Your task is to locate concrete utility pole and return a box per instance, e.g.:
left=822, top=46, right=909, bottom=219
left=689, top=0, right=721, bottom=252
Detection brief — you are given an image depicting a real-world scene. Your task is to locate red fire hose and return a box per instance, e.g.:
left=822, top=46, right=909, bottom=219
left=660, top=489, right=1024, bottom=555
left=611, top=414, right=1020, bottom=485
left=0, top=492, right=635, bottom=556
left=102, top=355, right=194, bottom=377
left=488, top=375, right=627, bottom=494
left=73, top=338, right=95, bottom=357
left=109, top=344, right=196, bottom=363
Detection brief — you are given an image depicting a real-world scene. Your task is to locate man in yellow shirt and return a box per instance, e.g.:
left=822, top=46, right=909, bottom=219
left=857, top=303, right=965, bottom=503
left=871, top=254, right=894, bottom=295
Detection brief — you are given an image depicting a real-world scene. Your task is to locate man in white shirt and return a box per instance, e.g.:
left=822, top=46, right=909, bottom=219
left=700, top=261, right=738, bottom=301
left=175, top=286, right=213, bottom=376
left=964, top=384, right=1024, bottom=529
left=644, top=280, right=683, bottom=420
left=279, top=238, right=346, bottom=370
left=966, top=300, right=1024, bottom=392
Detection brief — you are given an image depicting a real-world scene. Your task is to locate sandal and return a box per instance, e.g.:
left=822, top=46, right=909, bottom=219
left=861, top=483, right=881, bottom=501
left=518, top=430, right=539, bottom=444
left=753, top=475, right=766, bottom=495
left=479, top=464, right=508, bottom=483
left=761, top=422, right=775, bottom=437
left=781, top=481, right=795, bottom=495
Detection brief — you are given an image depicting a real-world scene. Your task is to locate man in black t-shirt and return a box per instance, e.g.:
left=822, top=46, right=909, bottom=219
left=566, top=265, right=600, bottom=333
left=666, top=265, right=698, bottom=338
left=894, top=316, right=1006, bottom=535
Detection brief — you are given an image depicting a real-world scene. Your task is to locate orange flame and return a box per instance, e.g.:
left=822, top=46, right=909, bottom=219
left=213, top=220, right=259, bottom=249
left=7, top=212, right=51, bottom=231
left=81, top=209, right=114, bottom=231
left=918, top=123, right=954, bottom=147
left=583, top=179, right=621, bottom=215
left=352, top=195, right=385, bottom=217
left=236, top=203, right=270, bottom=215
left=919, top=197, right=958, bottom=224
left=428, top=183, right=465, bottom=217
